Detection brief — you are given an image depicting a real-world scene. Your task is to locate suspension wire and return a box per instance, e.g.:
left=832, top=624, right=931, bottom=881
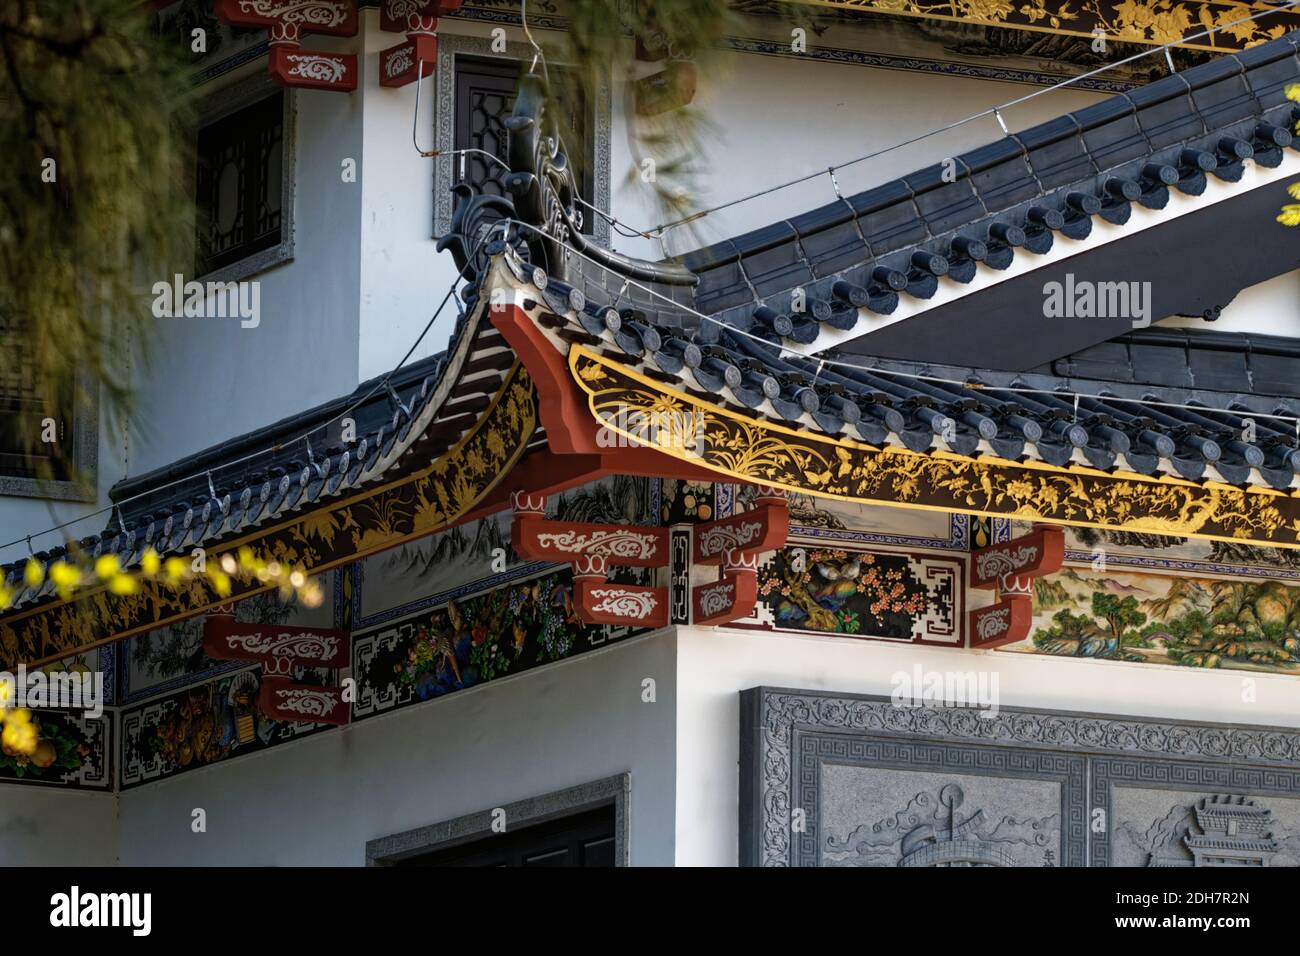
left=631, top=0, right=1300, bottom=239
left=521, top=0, right=550, bottom=85
left=501, top=217, right=1300, bottom=427
left=12, top=2, right=1297, bottom=560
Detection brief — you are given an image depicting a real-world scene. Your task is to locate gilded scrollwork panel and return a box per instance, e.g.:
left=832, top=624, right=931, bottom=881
left=569, top=346, right=1300, bottom=550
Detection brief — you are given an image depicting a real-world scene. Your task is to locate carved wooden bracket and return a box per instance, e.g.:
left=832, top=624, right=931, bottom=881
left=203, top=613, right=351, bottom=724
left=970, top=525, right=1065, bottom=590
left=214, top=0, right=358, bottom=92
left=692, top=491, right=789, bottom=565
left=571, top=554, right=669, bottom=629
left=967, top=525, right=1063, bottom=649
left=257, top=677, right=349, bottom=725
left=969, top=596, right=1033, bottom=650
left=202, top=615, right=350, bottom=670
left=511, top=492, right=669, bottom=566
left=693, top=549, right=760, bottom=627
left=691, top=488, right=788, bottom=626
left=378, top=0, right=462, bottom=87
left=511, top=492, right=669, bottom=628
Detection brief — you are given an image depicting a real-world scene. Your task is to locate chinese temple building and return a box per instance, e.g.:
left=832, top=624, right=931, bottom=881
left=6, top=0, right=1300, bottom=867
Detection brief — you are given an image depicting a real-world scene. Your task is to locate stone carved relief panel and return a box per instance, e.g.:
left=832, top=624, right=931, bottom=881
left=741, top=687, right=1300, bottom=867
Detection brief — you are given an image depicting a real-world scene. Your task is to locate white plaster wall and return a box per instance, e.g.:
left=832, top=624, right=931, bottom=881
left=349, top=19, right=1109, bottom=372
left=607, top=46, right=1106, bottom=261
left=0, top=40, right=367, bottom=559
left=114, top=630, right=677, bottom=866
left=357, top=12, right=460, bottom=381
left=129, top=48, right=366, bottom=476
left=672, top=624, right=1300, bottom=866
left=1161, top=268, right=1300, bottom=336
left=0, top=788, right=116, bottom=866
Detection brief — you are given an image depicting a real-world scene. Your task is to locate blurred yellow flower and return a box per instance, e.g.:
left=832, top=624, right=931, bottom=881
left=94, top=554, right=121, bottom=580
left=163, top=557, right=188, bottom=583
left=23, top=559, right=43, bottom=588
left=108, top=574, right=138, bottom=596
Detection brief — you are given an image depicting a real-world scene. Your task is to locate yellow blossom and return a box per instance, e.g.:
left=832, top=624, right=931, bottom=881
left=141, top=548, right=161, bottom=575
left=49, top=562, right=82, bottom=598
left=108, top=574, right=138, bottom=596
left=206, top=567, right=232, bottom=597
left=23, top=559, right=43, bottom=588
left=163, top=557, right=188, bottom=583
left=94, top=554, right=121, bottom=580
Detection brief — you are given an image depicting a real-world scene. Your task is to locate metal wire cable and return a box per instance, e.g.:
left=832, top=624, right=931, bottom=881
left=622, top=0, right=1300, bottom=239
left=10, top=2, right=1299, bottom=559
left=502, top=217, right=1300, bottom=428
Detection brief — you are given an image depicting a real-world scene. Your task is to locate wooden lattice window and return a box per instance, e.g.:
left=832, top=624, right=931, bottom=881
left=195, top=91, right=285, bottom=276
left=0, top=315, right=75, bottom=484
left=452, top=57, right=592, bottom=232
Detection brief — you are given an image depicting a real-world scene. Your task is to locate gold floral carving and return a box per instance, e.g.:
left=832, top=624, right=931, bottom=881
left=799, top=1, right=1294, bottom=51
left=569, top=346, right=1300, bottom=549
left=0, top=365, right=539, bottom=670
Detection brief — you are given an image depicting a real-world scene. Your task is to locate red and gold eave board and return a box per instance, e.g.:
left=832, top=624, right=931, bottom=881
left=561, top=341, right=1300, bottom=550
left=0, top=364, right=540, bottom=672
left=795, top=1, right=1300, bottom=52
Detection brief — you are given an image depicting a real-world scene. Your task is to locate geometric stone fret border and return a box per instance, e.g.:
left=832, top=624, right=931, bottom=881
left=1089, top=755, right=1300, bottom=867
left=740, top=687, right=1300, bottom=868
left=365, top=771, right=631, bottom=866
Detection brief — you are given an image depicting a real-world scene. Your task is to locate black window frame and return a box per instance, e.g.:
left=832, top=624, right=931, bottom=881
left=194, top=89, right=286, bottom=277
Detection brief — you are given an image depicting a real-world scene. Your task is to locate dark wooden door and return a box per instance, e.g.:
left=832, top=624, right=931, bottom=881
left=393, top=805, right=616, bottom=867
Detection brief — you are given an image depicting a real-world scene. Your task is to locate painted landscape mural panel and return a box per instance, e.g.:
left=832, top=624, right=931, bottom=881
left=1002, top=565, right=1300, bottom=674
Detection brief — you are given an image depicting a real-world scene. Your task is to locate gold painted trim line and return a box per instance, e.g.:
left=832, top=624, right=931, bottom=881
left=0, top=364, right=540, bottom=671
left=793, top=1, right=1297, bottom=53
left=568, top=344, right=1300, bottom=549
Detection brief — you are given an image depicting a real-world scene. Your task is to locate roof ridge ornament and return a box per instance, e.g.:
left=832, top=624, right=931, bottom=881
left=504, top=74, right=697, bottom=288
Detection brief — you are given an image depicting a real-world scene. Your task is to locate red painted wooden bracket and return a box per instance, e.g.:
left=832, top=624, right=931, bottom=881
left=573, top=578, right=669, bottom=629
left=572, top=555, right=669, bottom=628
left=202, top=615, right=350, bottom=669
left=970, top=525, right=1065, bottom=590
left=380, top=34, right=437, bottom=87
left=969, top=596, right=1033, bottom=649
left=692, top=494, right=789, bottom=566
left=380, top=0, right=461, bottom=33
left=511, top=492, right=669, bottom=568
left=258, top=677, right=350, bottom=725
left=269, top=48, right=358, bottom=91
left=215, top=0, right=358, bottom=92
left=692, top=550, right=760, bottom=626
left=511, top=494, right=669, bottom=627
left=214, top=0, right=359, bottom=40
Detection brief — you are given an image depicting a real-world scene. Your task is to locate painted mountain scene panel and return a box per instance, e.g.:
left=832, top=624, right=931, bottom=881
left=1001, top=566, right=1300, bottom=675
